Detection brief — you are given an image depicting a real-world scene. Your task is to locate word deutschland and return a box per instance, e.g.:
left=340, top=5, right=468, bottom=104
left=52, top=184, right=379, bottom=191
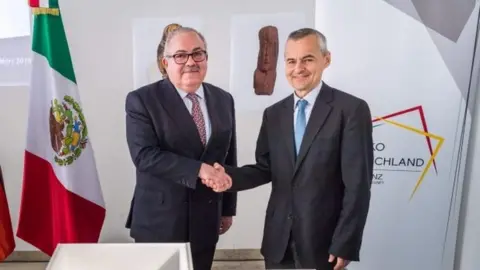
left=374, top=157, right=424, bottom=167
left=373, top=142, right=425, bottom=168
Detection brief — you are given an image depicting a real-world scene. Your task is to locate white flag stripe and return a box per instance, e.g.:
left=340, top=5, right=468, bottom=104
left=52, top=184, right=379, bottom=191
left=38, top=0, right=50, bottom=8
left=39, top=0, right=50, bottom=8
left=26, top=51, right=105, bottom=208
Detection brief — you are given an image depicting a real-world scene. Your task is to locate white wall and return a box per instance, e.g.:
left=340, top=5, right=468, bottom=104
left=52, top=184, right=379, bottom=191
left=0, top=0, right=315, bottom=251
left=455, top=79, right=480, bottom=268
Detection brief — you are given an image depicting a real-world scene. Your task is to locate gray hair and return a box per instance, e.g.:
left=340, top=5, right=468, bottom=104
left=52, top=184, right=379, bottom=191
left=163, top=26, right=208, bottom=55
left=287, top=28, right=328, bottom=54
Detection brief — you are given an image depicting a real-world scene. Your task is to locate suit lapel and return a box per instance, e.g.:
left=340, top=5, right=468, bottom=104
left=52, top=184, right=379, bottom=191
left=294, top=84, right=333, bottom=173
left=202, top=83, right=220, bottom=150
left=279, top=95, right=296, bottom=171
left=158, top=79, right=204, bottom=151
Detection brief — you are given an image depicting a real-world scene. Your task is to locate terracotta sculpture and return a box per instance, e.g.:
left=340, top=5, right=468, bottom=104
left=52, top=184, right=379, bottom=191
left=254, top=25, right=279, bottom=95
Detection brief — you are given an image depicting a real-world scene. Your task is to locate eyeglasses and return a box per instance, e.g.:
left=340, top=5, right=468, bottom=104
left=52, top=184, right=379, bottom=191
left=165, top=50, right=207, bottom=64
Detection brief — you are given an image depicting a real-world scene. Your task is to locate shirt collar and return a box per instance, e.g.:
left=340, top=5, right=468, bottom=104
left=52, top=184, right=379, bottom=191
left=294, top=81, right=322, bottom=108
left=176, top=84, right=205, bottom=99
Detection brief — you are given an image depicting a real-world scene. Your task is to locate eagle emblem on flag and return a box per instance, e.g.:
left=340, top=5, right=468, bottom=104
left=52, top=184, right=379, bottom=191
left=49, top=95, right=89, bottom=166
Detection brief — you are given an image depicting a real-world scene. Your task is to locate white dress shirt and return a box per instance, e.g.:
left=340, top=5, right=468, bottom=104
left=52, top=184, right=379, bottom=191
left=293, top=81, right=323, bottom=129
left=176, top=84, right=212, bottom=142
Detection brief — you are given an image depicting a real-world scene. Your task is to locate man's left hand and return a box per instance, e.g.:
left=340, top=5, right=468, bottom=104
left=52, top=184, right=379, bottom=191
left=329, top=254, right=350, bottom=270
left=219, top=216, right=233, bottom=235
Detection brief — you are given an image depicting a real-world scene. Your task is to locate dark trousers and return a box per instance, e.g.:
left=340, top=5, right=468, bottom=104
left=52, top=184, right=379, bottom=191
left=265, top=232, right=302, bottom=269
left=191, top=244, right=216, bottom=270
left=264, top=233, right=334, bottom=270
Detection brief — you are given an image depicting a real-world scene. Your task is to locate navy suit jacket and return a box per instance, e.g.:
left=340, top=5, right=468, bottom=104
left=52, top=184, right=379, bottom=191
left=225, top=83, right=373, bottom=269
left=125, top=78, right=237, bottom=249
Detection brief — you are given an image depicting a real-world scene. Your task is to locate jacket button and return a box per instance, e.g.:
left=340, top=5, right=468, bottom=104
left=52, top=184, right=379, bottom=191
left=288, top=214, right=293, bottom=219
left=208, top=200, right=213, bottom=204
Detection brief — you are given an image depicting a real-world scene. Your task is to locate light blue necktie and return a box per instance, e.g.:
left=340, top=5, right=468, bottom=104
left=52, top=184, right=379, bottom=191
left=295, top=99, right=308, bottom=155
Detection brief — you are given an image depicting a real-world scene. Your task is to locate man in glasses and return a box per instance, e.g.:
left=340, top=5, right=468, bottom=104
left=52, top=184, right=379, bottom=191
left=124, top=26, right=236, bottom=270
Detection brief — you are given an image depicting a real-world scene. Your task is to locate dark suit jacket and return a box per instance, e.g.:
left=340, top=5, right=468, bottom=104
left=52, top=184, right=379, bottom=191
left=224, top=83, right=373, bottom=269
left=124, top=78, right=237, bottom=250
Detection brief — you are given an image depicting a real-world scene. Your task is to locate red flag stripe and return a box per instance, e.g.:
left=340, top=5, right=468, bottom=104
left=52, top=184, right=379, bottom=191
left=16, top=152, right=105, bottom=256
left=0, top=167, right=15, bottom=261
left=29, top=0, right=39, bottom=7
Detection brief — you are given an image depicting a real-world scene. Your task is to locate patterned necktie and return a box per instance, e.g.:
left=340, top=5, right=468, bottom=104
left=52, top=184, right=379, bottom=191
left=295, top=99, right=308, bottom=155
left=186, top=93, right=207, bottom=145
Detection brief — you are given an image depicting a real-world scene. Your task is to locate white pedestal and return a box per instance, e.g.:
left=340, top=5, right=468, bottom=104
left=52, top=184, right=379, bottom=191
left=46, top=243, right=193, bottom=270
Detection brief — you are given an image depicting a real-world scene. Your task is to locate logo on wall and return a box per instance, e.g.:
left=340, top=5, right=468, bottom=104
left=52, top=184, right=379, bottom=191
left=371, top=105, right=444, bottom=199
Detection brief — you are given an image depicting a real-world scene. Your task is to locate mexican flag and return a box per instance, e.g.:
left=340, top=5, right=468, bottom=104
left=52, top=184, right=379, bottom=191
left=16, top=1, right=106, bottom=256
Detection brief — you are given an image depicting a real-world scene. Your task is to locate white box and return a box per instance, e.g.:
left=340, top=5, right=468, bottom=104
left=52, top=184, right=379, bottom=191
left=46, top=243, right=193, bottom=270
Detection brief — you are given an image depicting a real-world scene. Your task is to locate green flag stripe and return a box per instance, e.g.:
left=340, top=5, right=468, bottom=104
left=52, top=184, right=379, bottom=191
left=32, top=13, right=76, bottom=84
left=49, top=0, right=59, bottom=8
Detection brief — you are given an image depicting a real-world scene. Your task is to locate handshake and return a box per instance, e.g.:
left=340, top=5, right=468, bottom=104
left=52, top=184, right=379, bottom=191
left=199, top=162, right=232, bottom=192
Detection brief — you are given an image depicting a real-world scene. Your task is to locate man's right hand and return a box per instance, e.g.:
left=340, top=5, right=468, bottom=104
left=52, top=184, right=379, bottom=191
left=199, top=163, right=231, bottom=192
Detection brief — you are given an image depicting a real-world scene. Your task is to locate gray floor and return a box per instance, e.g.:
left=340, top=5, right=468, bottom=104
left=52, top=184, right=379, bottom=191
left=0, top=261, right=265, bottom=270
